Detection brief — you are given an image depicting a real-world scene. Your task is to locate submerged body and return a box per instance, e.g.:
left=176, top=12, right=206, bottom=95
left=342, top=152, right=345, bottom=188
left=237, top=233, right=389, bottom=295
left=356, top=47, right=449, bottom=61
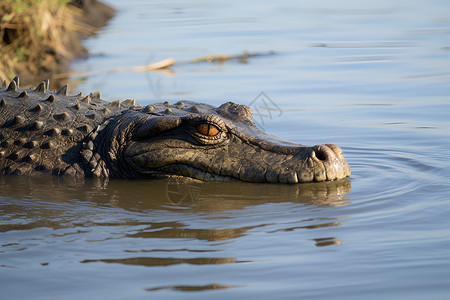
left=0, top=77, right=350, bottom=183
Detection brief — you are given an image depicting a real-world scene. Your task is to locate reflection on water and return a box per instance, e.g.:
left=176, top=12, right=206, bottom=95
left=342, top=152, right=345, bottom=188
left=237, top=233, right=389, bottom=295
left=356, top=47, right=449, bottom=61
left=146, top=283, right=241, bottom=292
left=0, top=176, right=350, bottom=267
left=126, top=224, right=252, bottom=242
left=2, top=0, right=450, bottom=298
left=313, top=237, right=342, bottom=247
left=81, top=256, right=244, bottom=266
left=0, top=176, right=351, bottom=215
left=0, top=175, right=351, bottom=294
left=0, top=176, right=351, bottom=234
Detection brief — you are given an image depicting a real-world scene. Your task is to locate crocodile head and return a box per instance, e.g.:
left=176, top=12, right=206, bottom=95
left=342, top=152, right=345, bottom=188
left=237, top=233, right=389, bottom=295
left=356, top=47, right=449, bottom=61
left=100, top=101, right=351, bottom=183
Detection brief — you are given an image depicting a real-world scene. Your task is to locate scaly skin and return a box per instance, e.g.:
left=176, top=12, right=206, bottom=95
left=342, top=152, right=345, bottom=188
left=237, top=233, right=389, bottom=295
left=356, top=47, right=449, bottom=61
left=0, top=77, right=350, bottom=183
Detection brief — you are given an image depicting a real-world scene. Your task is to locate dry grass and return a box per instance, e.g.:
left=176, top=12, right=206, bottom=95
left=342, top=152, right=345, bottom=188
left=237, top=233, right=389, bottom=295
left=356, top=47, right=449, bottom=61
left=0, top=0, right=95, bottom=85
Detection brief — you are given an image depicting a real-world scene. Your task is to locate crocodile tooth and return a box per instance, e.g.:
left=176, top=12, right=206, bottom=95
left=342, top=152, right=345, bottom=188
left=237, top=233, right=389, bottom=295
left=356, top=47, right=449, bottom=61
left=5, top=79, right=17, bottom=92
left=34, top=82, right=46, bottom=92
left=43, top=94, right=55, bottom=103
left=108, top=99, right=120, bottom=108
left=43, top=79, right=49, bottom=90
left=17, top=91, right=28, bottom=98
left=0, top=98, right=6, bottom=107
left=0, top=150, right=7, bottom=159
left=13, top=115, right=25, bottom=126
left=142, top=105, right=154, bottom=113
left=56, top=85, right=68, bottom=96
left=81, top=95, right=91, bottom=104
left=90, top=91, right=101, bottom=100
left=122, top=99, right=135, bottom=107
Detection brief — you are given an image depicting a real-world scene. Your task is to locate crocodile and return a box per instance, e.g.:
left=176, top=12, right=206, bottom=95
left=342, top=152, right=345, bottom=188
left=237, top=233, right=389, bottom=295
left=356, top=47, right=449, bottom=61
left=0, top=76, right=350, bottom=183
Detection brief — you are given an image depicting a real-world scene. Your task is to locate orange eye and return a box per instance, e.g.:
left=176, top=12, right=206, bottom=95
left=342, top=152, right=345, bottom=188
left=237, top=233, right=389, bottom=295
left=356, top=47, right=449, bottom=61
left=196, top=123, right=220, bottom=137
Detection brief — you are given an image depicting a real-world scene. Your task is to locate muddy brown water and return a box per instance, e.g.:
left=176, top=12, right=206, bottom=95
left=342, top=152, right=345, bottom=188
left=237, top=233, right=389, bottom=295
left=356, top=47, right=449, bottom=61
left=2, top=0, right=450, bottom=299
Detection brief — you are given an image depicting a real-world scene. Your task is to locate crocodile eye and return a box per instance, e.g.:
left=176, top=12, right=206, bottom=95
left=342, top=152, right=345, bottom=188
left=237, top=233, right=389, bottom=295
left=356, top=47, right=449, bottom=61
left=187, top=115, right=227, bottom=145
left=196, top=123, right=220, bottom=137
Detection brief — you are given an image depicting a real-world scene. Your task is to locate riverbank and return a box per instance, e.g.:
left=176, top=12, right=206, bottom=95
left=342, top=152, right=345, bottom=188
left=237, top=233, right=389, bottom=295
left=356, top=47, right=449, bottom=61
left=0, top=0, right=114, bottom=87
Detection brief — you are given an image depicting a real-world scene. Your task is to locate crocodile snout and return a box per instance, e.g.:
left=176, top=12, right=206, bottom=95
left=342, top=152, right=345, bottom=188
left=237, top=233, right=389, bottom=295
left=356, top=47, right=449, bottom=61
left=307, top=144, right=351, bottom=182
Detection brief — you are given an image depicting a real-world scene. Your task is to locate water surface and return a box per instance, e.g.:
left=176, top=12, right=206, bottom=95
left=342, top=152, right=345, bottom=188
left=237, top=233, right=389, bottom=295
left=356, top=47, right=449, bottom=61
left=1, top=0, right=450, bottom=299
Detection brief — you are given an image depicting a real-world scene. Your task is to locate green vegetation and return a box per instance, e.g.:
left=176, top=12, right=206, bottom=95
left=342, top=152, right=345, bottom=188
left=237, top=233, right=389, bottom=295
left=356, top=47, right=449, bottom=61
left=0, top=0, right=93, bottom=85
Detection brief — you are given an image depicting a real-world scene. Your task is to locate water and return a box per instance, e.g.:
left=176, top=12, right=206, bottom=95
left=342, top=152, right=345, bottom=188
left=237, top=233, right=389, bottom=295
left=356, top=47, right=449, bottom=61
left=2, top=0, right=450, bottom=298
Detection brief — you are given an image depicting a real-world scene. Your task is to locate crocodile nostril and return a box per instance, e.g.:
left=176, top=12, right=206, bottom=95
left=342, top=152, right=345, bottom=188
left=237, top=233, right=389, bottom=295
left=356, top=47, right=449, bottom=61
left=315, top=149, right=328, bottom=161
left=312, top=145, right=330, bottom=161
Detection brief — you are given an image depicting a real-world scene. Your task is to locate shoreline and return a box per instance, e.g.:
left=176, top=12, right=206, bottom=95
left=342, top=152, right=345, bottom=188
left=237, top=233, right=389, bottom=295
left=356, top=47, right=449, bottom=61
left=0, top=0, right=115, bottom=88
